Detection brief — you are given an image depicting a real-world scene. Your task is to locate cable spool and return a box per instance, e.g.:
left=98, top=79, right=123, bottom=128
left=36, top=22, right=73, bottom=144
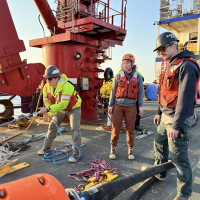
left=0, top=99, right=14, bottom=122
left=146, top=84, right=158, bottom=101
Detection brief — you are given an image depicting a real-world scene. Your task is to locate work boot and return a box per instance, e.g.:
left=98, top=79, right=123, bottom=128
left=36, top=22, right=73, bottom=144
left=173, top=196, right=189, bottom=200
left=38, top=147, right=51, bottom=155
left=109, top=146, right=116, bottom=159
left=128, top=147, right=135, bottom=160
left=68, top=153, right=81, bottom=163
left=135, top=126, right=142, bottom=132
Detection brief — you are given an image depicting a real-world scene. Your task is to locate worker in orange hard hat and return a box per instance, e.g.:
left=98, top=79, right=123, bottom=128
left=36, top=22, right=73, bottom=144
left=116, top=56, right=144, bottom=132
left=108, top=53, right=144, bottom=160
left=122, top=54, right=135, bottom=62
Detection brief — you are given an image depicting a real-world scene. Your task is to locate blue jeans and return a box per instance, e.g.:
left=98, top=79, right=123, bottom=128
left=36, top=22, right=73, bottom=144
left=154, top=122, right=192, bottom=197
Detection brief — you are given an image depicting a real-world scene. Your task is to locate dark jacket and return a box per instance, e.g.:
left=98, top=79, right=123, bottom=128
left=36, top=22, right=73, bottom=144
left=158, top=50, right=199, bottom=131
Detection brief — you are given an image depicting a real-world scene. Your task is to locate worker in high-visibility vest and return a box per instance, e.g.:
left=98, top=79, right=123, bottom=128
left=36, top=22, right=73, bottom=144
left=108, top=54, right=144, bottom=160
left=153, top=32, right=200, bottom=200
left=38, top=65, right=82, bottom=163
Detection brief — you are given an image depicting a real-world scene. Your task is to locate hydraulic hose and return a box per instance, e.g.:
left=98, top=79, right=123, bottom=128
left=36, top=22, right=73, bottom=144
left=127, top=176, right=157, bottom=200
left=81, top=162, right=175, bottom=200
left=42, top=114, right=81, bottom=164
left=0, top=98, right=81, bottom=164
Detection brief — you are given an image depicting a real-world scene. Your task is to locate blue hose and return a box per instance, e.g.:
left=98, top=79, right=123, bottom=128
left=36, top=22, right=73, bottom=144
left=42, top=149, right=69, bottom=164
left=43, top=114, right=81, bottom=164
left=0, top=112, right=39, bottom=127
left=0, top=111, right=81, bottom=164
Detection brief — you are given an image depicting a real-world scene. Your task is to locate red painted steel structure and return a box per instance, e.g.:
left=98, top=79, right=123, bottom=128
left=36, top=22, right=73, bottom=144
left=31, top=0, right=127, bottom=120
left=0, top=0, right=127, bottom=120
left=33, top=0, right=62, bottom=35
left=0, top=0, right=45, bottom=97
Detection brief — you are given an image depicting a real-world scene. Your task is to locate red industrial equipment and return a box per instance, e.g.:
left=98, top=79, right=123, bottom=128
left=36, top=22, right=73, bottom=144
left=0, top=174, right=70, bottom=200
left=0, top=0, right=127, bottom=120
left=0, top=0, right=45, bottom=97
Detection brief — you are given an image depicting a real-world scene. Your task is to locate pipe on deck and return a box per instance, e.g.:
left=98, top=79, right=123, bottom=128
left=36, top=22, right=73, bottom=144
left=82, top=161, right=175, bottom=200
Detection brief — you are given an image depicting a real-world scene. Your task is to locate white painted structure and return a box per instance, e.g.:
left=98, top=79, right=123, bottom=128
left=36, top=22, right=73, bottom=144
left=155, top=0, right=200, bottom=82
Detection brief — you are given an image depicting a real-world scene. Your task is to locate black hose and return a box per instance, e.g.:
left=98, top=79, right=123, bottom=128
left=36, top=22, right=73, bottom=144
left=38, top=15, right=46, bottom=38
left=82, top=162, right=175, bottom=200
left=127, top=176, right=157, bottom=200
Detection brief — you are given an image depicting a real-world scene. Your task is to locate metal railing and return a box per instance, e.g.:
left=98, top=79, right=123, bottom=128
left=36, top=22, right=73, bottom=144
left=178, top=39, right=200, bottom=54
left=78, top=0, right=127, bottom=29
left=159, top=1, right=200, bottom=21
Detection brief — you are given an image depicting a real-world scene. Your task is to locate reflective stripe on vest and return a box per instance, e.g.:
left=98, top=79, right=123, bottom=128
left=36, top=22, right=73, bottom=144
left=45, top=84, right=78, bottom=111
left=120, top=70, right=125, bottom=77
left=61, top=94, right=71, bottom=101
left=170, top=61, right=183, bottom=73
left=44, top=97, right=49, bottom=102
left=158, top=58, right=200, bottom=108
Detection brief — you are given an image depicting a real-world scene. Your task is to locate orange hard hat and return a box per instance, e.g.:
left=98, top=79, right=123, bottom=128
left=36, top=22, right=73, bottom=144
left=122, top=54, right=135, bottom=61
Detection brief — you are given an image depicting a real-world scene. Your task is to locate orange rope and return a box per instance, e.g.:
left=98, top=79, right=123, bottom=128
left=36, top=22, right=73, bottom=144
left=81, top=119, right=102, bottom=125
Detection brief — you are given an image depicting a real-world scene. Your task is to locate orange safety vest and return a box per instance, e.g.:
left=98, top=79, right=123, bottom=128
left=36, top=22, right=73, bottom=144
left=115, top=71, right=138, bottom=99
left=45, top=83, right=79, bottom=111
left=158, top=58, right=200, bottom=108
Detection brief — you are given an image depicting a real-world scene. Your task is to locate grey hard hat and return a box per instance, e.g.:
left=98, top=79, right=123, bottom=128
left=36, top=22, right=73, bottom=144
left=153, top=32, right=179, bottom=52
left=43, top=65, right=62, bottom=78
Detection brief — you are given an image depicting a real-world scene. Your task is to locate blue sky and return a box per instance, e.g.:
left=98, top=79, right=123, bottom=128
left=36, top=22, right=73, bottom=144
left=7, top=0, right=165, bottom=83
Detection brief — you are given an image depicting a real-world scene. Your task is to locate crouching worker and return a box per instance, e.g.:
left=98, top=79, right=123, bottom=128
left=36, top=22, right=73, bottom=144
left=108, top=54, right=144, bottom=160
left=38, top=65, right=82, bottom=163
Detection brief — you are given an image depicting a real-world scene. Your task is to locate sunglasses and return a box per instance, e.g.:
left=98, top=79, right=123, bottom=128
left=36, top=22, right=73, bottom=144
left=157, top=43, right=173, bottom=55
left=45, top=77, right=55, bottom=81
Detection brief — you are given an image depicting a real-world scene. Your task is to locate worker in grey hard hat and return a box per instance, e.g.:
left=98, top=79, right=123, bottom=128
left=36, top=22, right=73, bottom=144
left=153, top=32, right=179, bottom=60
left=153, top=31, right=179, bottom=51
left=42, top=65, right=62, bottom=88
left=43, top=65, right=62, bottom=78
left=38, top=65, right=82, bottom=163
left=153, top=31, right=200, bottom=200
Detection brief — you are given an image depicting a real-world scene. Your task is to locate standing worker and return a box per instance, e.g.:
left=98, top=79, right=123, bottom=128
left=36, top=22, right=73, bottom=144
left=116, top=69, right=144, bottom=132
left=153, top=32, right=200, bottom=200
left=108, top=54, right=144, bottom=160
left=38, top=65, right=82, bottom=163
